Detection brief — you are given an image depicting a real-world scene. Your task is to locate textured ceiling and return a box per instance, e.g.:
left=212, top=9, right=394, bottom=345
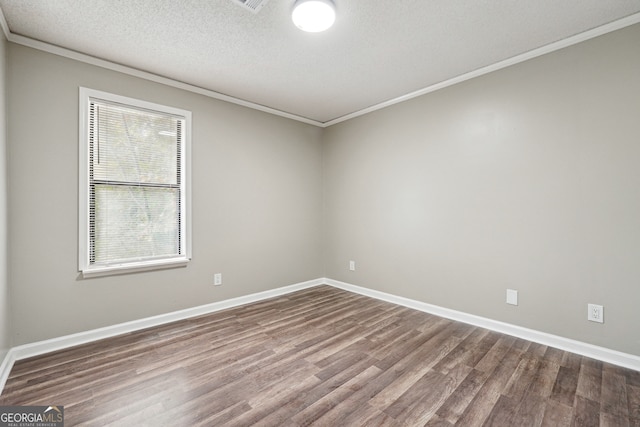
left=1, top=0, right=640, bottom=125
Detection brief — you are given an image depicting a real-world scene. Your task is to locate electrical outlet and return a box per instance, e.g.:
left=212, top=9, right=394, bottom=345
left=587, top=304, right=603, bottom=323
left=506, top=289, right=518, bottom=306
left=349, top=261, right=355, bottom=271
left=214, top=273, right=222, bottom=286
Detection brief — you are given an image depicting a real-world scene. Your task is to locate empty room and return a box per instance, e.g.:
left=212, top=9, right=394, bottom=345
left=0, top=1, right=640, bottom=426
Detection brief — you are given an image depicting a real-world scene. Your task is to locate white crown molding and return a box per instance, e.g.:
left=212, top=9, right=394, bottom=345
left=0, top=6, right=9, bottom=41
left=324, top=12, right=640, bottom=127
left=1, top=8, right=639, bottom=128
left=325, top=278, right=640, bottom=372
left=3, top=32, right=324, bottom=128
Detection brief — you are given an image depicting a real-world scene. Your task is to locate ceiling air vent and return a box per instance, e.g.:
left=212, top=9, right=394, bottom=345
left=231, top=0, right=271, bottom=13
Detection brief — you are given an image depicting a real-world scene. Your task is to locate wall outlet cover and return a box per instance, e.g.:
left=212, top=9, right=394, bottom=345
left=588, top=304, right=603, bottom=323
left=506, top=289, right=518, bottom=306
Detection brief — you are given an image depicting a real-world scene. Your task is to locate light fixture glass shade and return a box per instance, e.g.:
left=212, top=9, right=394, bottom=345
left=292, top=0, right=336, bottom=32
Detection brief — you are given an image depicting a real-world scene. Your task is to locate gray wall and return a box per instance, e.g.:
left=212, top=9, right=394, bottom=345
left=323, top=24, right=640, bottom=356
left=7, top=44, right=324, bottom=345
left=5, top=23, right=640, bottom=357
left=0, top=33, right=9, bottom=359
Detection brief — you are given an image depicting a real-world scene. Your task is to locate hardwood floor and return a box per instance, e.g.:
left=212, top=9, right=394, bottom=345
left=1, top=285, right=639, bottom=426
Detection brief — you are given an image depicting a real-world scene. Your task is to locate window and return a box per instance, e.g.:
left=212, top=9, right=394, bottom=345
left=79, top=88, right=191, bottom=277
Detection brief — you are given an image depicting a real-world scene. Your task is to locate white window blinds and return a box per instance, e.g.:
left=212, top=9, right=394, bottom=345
left=79, top=88, right=191, bottom=277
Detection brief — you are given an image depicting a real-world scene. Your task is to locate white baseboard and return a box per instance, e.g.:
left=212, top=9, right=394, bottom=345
left=2, top=276, right=639, bottom=395
left=0, top=277, right=323, bottom=394
left=325, top=278, right=640, bottom=372
left=0, top=348, right=15, bottom=395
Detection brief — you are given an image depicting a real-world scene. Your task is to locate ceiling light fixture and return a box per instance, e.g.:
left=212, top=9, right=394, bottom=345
left=292, top=0, right=336, bottom=33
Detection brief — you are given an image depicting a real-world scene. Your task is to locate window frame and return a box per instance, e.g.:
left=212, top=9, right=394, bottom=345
left=79, top=87, right=192, bottom=278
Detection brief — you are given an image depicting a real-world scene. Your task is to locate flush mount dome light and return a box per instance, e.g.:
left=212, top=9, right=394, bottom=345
left=292, top=0, right=336, bottom=32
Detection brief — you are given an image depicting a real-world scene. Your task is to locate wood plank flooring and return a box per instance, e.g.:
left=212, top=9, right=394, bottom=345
left=1, top=285, right=639, bottom=426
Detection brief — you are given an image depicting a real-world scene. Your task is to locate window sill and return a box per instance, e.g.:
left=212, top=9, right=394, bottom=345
left=81, top=257, right=190, bottom=278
